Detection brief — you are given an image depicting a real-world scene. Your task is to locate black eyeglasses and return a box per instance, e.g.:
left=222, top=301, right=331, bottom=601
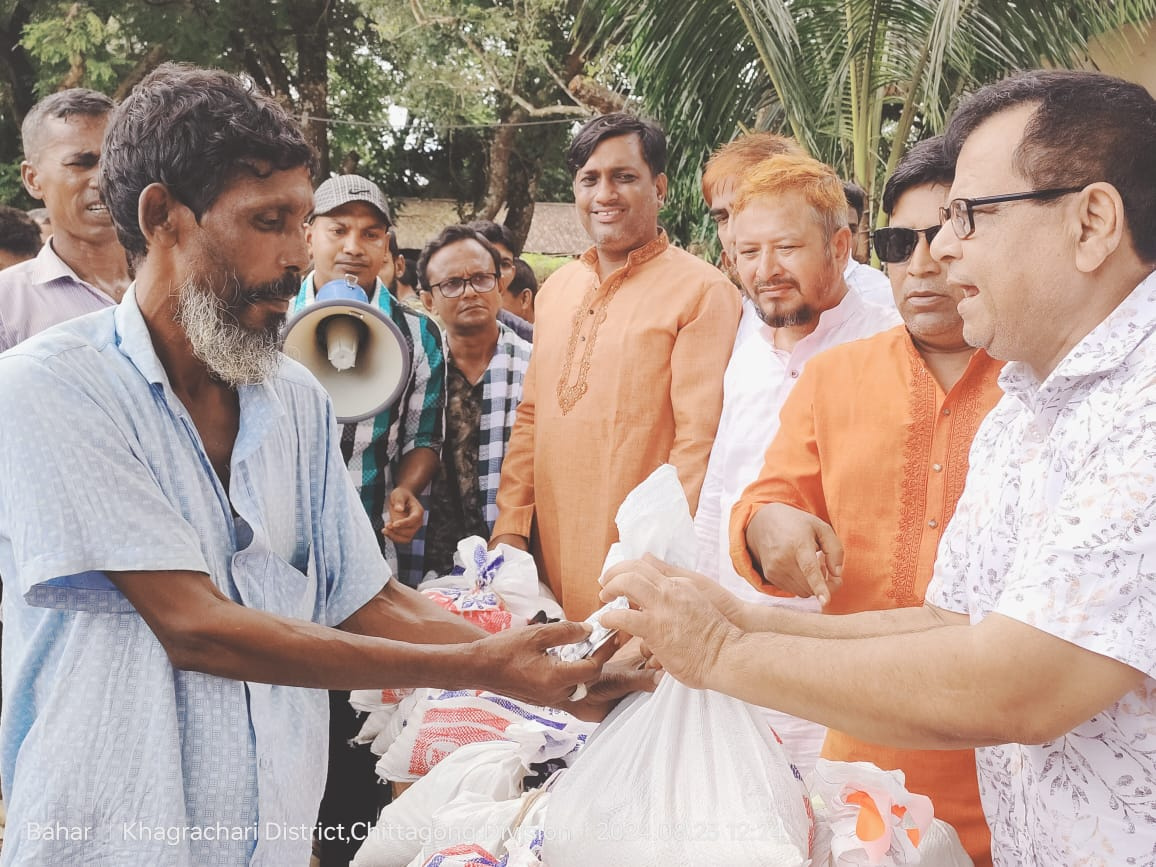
left=940, top=187, right=1085, bottom=239
left=430, top=272, right=499, bottom=298
left=872, top=225, right=941, bottom=264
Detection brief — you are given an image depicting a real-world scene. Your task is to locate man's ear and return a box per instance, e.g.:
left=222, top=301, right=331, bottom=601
left=1074, top=182, right=1126, bottom=274
left=20, top=161, right=44, bottom=202
left=138, top=183, right=186, bottom=252
left=420, top=290, right=434, bottom=314
left=655, top=172, right=668, bottom=207
left=831, top=224, right=853, bottom=271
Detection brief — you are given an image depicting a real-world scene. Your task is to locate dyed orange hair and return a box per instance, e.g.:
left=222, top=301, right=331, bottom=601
left=731, top=154, right=849, bottom=240
left=701, top=132, right=804, bottom=205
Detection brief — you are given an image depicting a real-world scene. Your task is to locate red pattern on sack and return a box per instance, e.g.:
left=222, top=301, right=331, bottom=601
left=408, top=706, right=515, bottom=776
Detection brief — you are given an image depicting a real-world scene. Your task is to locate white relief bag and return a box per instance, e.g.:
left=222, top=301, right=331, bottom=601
left=541, top=465, right=815, bottom=866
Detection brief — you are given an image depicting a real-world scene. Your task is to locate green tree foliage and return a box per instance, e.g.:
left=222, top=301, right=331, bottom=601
left=358, top=0, right=606, bottom=247
left=580, top=0, right=1156, bottom=247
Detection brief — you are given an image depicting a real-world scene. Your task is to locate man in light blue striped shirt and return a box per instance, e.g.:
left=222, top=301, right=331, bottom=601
left=0, top=64, right=602, bottom=867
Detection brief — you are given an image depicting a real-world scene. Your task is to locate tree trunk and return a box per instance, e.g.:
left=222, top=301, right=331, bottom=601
left=478, top=104, right=526, bottom=221
left=290, top=0, right=330, bottom=179
left=504, top=149, right=539, bottom=253
left=0, top=3, right=40, bottom=125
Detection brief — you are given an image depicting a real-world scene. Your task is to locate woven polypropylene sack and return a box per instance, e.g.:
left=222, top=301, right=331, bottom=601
left=542, top=676, right=813, bottom=866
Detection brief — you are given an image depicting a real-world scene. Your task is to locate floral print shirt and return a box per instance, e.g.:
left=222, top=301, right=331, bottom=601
left=927, top=272, right=1156, bottom=866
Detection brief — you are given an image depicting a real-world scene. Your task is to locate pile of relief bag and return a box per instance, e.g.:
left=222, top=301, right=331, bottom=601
left=352, top=467, right=973, bottom=867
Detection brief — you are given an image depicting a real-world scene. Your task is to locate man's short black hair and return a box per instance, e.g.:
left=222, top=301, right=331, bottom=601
left=465, top=219, right=520, bottom=257
left=100, top=63, right=318, bottom=265
left=509, top=258, right=538, bottom=298
left=21, top=89, right=114, bottom=161
left=944, top=69, right=1156, bottom=261
left=566, top=113, right=667, bottom=179
left=0, top=206, right=43, bottom=259
left=417, top=224, right=501, bottom=292
left=842, top=181, right=867, bottom=218
left=881, top=136, right=954, bottom=217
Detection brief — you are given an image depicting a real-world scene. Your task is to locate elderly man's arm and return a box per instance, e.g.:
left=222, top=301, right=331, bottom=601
left=107, top=568, right=597, bottom=707
left=599, top=558, right=1144, bottom=750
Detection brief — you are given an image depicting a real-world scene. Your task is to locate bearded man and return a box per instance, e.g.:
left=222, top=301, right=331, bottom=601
left=0, top=64, right=613, bottom=867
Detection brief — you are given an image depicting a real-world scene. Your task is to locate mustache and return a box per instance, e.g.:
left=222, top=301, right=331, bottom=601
left=239, top=270, right=301, bottom=305
left=753, top=277, right=800, bottom=291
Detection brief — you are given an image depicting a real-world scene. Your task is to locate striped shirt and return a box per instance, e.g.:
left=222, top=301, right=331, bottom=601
left=293, top=274, right=445, bottom=584
left=0, top=237, right=116, bottom=352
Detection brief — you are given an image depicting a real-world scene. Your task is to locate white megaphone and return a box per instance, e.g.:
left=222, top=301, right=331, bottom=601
left=282, top=276, right=412, bottom=423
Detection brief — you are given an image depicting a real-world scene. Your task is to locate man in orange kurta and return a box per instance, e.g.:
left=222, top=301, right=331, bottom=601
left=729, top=138, right=1001, bottom=865
left=493, top=114, right=739, bottom=619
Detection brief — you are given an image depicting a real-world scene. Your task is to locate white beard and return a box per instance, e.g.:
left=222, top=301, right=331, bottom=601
left=174, top=276, right=283, bottom=387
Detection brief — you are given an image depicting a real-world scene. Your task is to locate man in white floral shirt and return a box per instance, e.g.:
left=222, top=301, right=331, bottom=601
left=596, top=69, right=1156, bottom=867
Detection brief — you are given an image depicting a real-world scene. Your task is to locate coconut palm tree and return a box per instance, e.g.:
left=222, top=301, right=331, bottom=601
left=577, top=0, right=1156, bottom=244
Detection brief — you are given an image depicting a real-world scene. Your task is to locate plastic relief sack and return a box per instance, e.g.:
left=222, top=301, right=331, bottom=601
left=355, top=725, right=580, bottom=867
left=419, top=537, right=563, bottom=633
left=809, top=760, right=971, bottom=867
left=541, top=464, right=814, bottom=865
left=351, top=688, right=419, bottom=755
left=375, top=690, right=594, bottom=783
left=542, top=675, right=813, bottom=866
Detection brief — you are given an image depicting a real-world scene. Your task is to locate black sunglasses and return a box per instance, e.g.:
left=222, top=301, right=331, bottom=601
left=872, top=225, right=941, bottom=264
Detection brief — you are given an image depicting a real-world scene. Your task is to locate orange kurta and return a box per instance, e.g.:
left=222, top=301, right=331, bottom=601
left=730, top=325, right=1004, bottom=866
left=494, top=233, right=740, bottom=619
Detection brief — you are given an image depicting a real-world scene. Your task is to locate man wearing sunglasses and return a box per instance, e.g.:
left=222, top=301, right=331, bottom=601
left=728, top=136, right=1003, bottom=865
left=598, top=69, right=1156, bottom=867
left=418, top=225, right=533, bottom=577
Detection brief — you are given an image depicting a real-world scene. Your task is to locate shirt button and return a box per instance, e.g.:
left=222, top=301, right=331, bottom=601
left=932, top=463, right=943, bottom=472
left=942, top=408, right=951, bottom=416
left=259, top=757, right=272, bottom=770
left=588, top=309, right=594, bottom=315
left=928, top=519, right=939, bottom=529
left=790, top=370, right=799, bottom=379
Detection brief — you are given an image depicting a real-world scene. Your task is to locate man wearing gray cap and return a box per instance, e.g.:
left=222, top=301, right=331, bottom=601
left=290, top=174, right=445, bottom=865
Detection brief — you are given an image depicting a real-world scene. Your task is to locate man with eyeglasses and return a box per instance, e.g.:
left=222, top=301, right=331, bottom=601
left=292, top=174, right=446, bottom=866
left=596, top=69, right=1156, bottom=866
left=729, top=136, right=1001, bottom=865
left=418, top=224, right=533, bottom=576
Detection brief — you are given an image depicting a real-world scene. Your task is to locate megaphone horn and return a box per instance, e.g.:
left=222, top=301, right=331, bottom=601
left=282, top=276, right=413, bottom=423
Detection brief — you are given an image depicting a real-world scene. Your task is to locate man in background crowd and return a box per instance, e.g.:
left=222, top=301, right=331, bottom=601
left=467, top=219, right=534, bottom=342
left=693, top=150, right=898, bottom=776
left=0, top=206, right=42, bottom=270
left=493, top=113, right=739, bottom=618
left=293, top=174, right=445, bottom=585
left=420, top=225, right=533, bottom=575
left=0, top=89, right=129, bottom=352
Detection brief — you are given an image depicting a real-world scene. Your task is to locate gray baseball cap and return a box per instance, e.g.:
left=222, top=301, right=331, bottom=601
left=312, top=174, right=393, bottom=226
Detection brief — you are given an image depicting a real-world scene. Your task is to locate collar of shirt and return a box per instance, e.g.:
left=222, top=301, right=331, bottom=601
left=113, top=284, right=285, bottom=466
left=1000, top=270, right=1156, bottom=402
left=297, top=271, right=395, bottom=314
left=578, top=229, right=669, bottom=278
left=28, top=237, right=89, bottom=289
